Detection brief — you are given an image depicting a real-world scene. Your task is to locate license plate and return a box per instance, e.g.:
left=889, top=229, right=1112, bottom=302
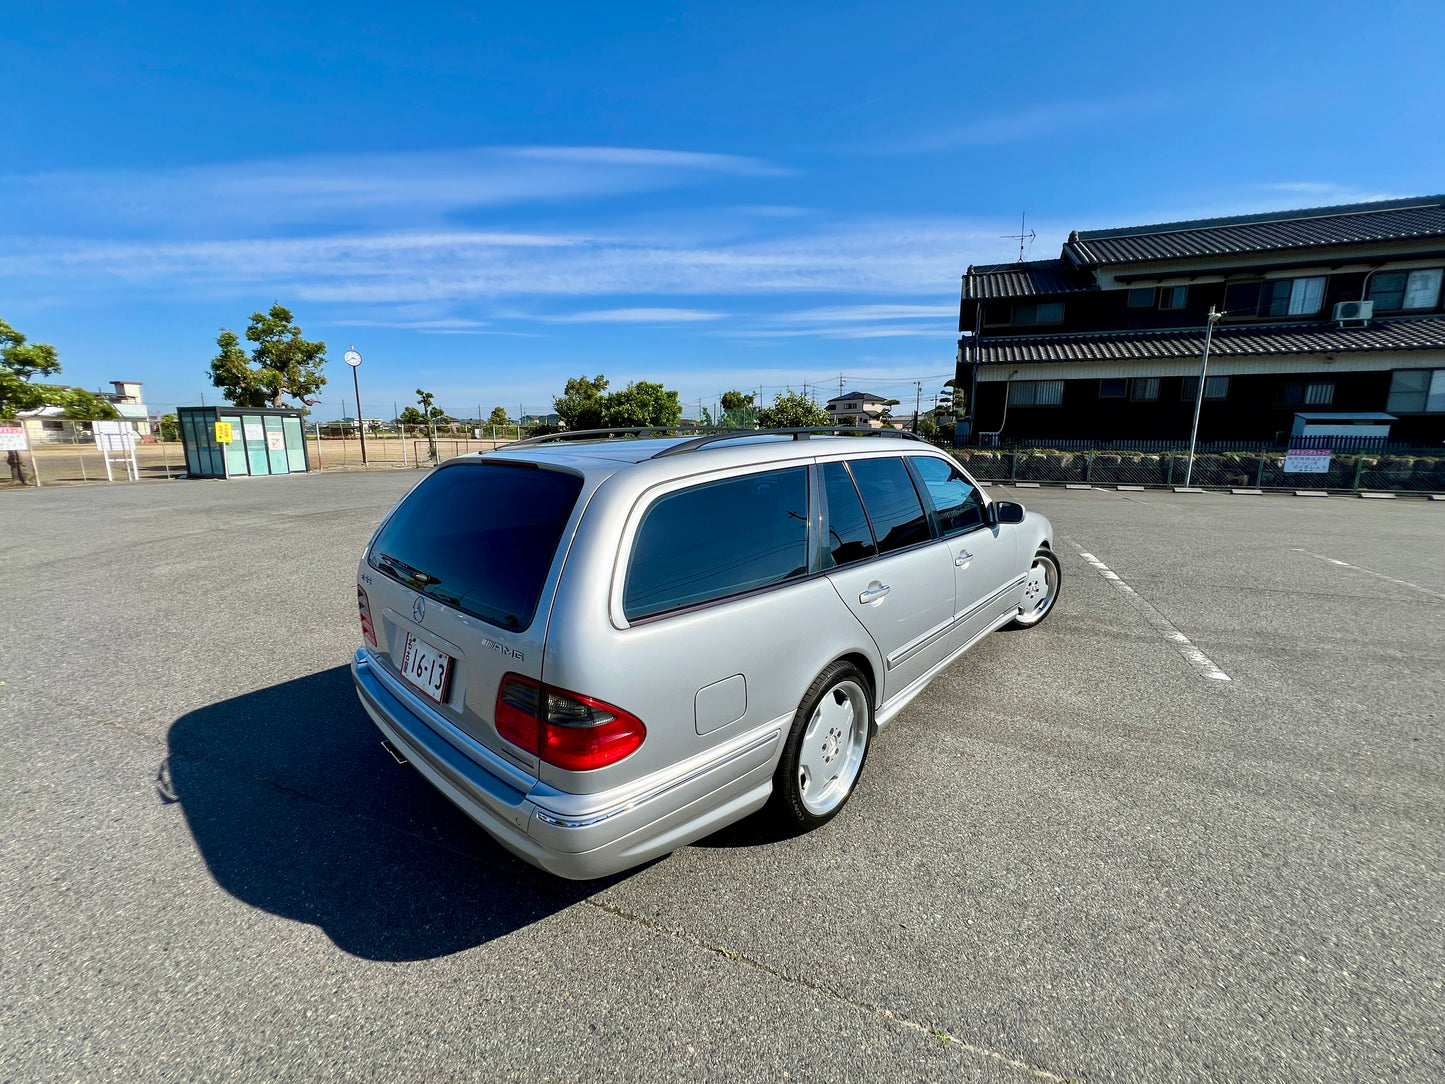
left=400, top=632, right=453, bottom=703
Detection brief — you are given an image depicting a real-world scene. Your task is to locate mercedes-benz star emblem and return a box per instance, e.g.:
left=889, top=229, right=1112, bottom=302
left=412, top=596, right=426, bottom=623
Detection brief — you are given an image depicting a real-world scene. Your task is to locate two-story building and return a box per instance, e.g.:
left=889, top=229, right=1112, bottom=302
left=956, top=194, right=1445, bottom=445
left=824, top=391, right=898, bottom=428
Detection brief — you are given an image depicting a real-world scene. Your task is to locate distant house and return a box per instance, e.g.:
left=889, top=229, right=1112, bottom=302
left=956, top=195, right=1445, bottom=445
left=824, top=391, right=901, bottom=429
left=18, top=380, right=152, bottom=444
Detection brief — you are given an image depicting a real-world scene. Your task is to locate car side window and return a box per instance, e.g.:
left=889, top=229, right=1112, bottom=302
left=624, top=467, right=809, bottom=621
left=820, top=462, right=878, bottom=569
left=846, top=457, right=931, bottom=554
left=910, top=456, right=986, bottom=537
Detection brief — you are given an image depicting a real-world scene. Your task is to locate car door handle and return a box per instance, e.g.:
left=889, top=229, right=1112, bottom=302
left=954, top=551, right=974, bottom=567
left=858, top=583, right=891, bottom=604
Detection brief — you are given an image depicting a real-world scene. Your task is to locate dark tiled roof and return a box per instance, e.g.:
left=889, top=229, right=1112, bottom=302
left=965, top=316, right=1445, bottom=365
left=826, top=391, right=889, bottom=404
left=962, top=259, right=1094, bottom=300
left=1064, top=195, right=1445, bottom=266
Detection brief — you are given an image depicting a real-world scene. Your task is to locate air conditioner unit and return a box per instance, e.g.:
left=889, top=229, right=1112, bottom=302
left=1333, top=299, right=1373, bottom=323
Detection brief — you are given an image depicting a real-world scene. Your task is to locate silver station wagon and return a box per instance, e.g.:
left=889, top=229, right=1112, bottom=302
left=351, top=429, right=1059, bottom=879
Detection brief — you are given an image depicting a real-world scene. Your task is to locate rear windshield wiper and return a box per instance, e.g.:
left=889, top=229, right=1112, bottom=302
left=377, top=552, right=442, bottom=588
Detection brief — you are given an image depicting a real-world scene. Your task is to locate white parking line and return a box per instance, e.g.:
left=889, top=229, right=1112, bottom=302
left=1065, top=538, right=1232, bottom=682
left=1294, top=549, right=1445, bottom=601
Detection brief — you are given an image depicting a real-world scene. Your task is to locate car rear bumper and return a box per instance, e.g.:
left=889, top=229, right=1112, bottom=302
left=351, top=648, right=781, bottom=879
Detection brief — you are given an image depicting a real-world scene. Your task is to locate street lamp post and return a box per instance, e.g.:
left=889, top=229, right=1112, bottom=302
left=344, top=348, right=367, bottom=465
left=1184, top=307, right=1223, bottom=488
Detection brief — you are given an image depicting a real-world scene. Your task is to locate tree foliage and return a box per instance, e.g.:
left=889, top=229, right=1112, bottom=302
left=209, top=304, right=328, bottom=409
left=487, top=406, right=511, bottom=427
left=719, top=389, right=754, bottom=411
left=600, top=381, right=682, bottom=427
left=757, top=388, right=830, bottom=429
left=553, top=374, right=610, bottom=431
left=552, top=374, right=683, bottom=430
left=0, top=317, right=117, bottom=421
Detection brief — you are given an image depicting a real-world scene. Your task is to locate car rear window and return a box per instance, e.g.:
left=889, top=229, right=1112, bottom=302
left=624, top=467, right=809, bottom=621
left=367, top=462, right=583, bottom=631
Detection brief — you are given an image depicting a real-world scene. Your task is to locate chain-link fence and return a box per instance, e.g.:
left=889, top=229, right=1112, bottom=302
left=952, top=446, right=1445, bottom=494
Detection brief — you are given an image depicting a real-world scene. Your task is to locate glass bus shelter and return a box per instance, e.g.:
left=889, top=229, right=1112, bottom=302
left=177, top=406, right=311, bottom=478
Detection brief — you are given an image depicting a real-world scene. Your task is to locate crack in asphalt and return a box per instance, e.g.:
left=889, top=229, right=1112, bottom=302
left=584, top=898, right=1075, bottom=1083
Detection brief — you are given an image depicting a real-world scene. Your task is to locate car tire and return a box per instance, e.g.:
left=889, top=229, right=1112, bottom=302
left=1009, top=547, right=1061, bottom=629
left=771, top=661, right=874, bottom=831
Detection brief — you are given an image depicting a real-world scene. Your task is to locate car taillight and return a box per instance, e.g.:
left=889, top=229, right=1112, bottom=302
left=494, top=673, right=645, bottom=771
left=357, top=586, right=376, bottom=647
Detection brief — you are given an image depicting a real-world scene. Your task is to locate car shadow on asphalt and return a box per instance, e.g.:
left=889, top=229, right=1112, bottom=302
left=164, top=664, right=615, bottom=962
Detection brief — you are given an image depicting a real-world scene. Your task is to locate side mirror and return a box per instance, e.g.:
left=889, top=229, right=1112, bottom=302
left=992, top=500, right=1025, bottom=524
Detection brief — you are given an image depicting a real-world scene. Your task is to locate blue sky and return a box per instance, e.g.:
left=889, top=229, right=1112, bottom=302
left=3, top=0, right=1442, bottom=421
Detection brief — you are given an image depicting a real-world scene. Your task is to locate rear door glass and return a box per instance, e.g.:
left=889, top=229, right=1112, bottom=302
left=625, top=467, right=808, bottom=620
left=910, top=456, right=986, bottom=536
left=820, top=461, right=878, bottom=569
left=368, top=462, right=583, bottom=631
left=847, top=457, right=931, bottom=553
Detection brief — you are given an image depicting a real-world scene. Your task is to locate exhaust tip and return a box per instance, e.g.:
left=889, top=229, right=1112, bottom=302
left=380, top=739, right=410, bottom=766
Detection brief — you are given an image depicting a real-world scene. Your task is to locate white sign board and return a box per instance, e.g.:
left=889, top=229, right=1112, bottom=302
left=0, top=425, right=28, bottom=451
left=266, top=430, right=285, bottom=451
left=93, top=419, right=138, bottom=451
left=244, top=422, right=265, bottom=442
left=1283, top=448, right=1332, bottom=473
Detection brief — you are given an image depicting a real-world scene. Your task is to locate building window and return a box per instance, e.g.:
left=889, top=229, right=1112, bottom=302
left=983, top=303, right=1011, bottom=326
left=42, top=420, right=64, bottom=430
left=1012, top=302, right=1064, bottom=325
left=1369, top=268, right=1443, bottom=311
left=1224, top=281, right=1262, bottom=317
left=1128, top=288, right=1155, bottom=308
left=1181, top=375, right=1230, bottom=400
left=1278, top=381, right=1334, bottom=406
left=1386, top=369, right=1445, bottom=413
left=1130, top=377, right=1160, bottom=401
left=1099, top=378, right=1127, bottom=398
left=1008, top=380, right=1065, bottom=406
left=1159, top=285, right=1188, bottom=310
left=1264, top=276, right=1327, bottom=316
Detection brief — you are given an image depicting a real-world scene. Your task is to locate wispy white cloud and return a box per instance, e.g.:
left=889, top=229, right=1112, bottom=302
left=890, top=99, right=1150, bottom=154
left=3, top=218, right=998, bottom=302
left=0, top=145, right=787, bottom=234
left=1258, top=182, right=1402, bottom=205
left=542, top=308, right=728, bottom=323
left=776, top=303, right=956, bottom=322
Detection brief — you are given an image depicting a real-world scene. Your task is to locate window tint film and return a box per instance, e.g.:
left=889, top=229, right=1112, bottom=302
left=368, top=462, right=583, bottom=631
left=847, top=457, right=930, bottom=553
left=625, top=468, right=808, bottom=620
left=821, top=462, right=878, bottom=569
left=910, top=457, right=986, bottom=536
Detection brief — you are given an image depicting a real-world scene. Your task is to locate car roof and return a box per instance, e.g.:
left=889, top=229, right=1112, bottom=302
left=465, top=433, right=941, bottom=482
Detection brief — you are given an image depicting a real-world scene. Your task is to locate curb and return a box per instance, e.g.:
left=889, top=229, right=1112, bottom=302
left=1116, top=485, right=1145, bottom=491
left=1295, top=490, right=1329, bottom=497
left=1173, top=486, right=1205, bottom=493
left=1359, top=492, right=1397, bottom=500
left=1232, top=488, right=1263, bottom=495
left=1064, top=483, right=1092, bottom=490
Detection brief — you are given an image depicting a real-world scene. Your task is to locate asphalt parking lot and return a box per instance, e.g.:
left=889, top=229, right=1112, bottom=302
left=2, top=471, right=1440, bottom=1083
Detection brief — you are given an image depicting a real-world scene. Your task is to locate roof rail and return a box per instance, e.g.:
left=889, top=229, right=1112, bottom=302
left=507, top=426, right=743, bottom=448
left=650, top=426, right=927, bottom=459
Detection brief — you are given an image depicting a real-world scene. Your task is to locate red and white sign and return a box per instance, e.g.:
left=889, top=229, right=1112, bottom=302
left=0, top=426, right=28, bottom=451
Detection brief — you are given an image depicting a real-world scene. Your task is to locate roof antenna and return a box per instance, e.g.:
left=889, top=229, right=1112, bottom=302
left=1001, top=212, right=1036, bottom=263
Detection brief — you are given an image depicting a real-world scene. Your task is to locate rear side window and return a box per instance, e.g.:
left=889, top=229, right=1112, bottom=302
left=368, top=462, right=583, bottom=631
left=820, top=462, right=877, bottom=569
left=910, top=457, right=986, bottom=536
left=625, top=467, right=808, bottom=620
left=847, top=457, right=931, bottom=553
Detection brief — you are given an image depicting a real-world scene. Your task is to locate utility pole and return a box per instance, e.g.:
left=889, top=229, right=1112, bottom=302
left=1184, top=306, right=1224, bottom=488
left=913, top=380, right=922, bottom=432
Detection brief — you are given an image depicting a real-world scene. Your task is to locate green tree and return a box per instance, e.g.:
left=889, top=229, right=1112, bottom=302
left=0, top=317, right=64, bottom=418
left=396, top=406, right=427, bottom=427
left=879, top=398, right=901, bottom=427
left=600, top=381, right=683, bottom=428
left=553, top=374, right=609, bottom=431
left=416, top=388, right=440, bottom=460
left=918, top=417, right=939, bottom=439
left=487, top=406, right=511, bottom=428
left=719, top=390, right=754, bottom=411
left=209, top=304, right=328, bottom=409
left=757, top=388, right=830, bottom=429
left=159, top=413, right=180, bottom=442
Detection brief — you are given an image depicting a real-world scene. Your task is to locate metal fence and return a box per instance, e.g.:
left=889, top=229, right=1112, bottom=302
left=953, top=446, right=1445, bottom=494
